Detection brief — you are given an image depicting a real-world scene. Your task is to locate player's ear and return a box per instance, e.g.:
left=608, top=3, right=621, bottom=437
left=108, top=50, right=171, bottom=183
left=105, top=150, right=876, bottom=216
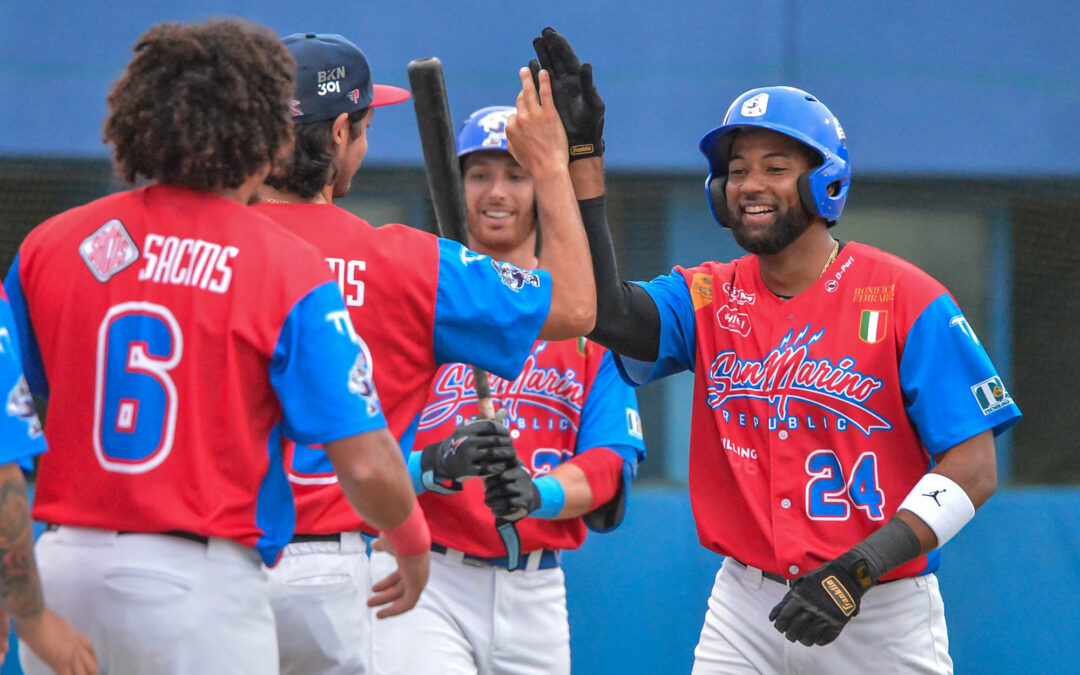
left=330, top=113, right=351, bottom=148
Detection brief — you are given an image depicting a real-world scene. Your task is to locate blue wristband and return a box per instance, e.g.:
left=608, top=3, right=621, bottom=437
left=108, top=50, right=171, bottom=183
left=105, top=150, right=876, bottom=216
left=407, top=452, right=426, bottom=495
left=532, top=475, right=566, bottom=520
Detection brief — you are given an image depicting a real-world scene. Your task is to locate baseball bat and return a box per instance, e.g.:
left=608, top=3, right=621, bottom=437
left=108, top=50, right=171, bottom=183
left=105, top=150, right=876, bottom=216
left=407, top=57, right=496, bottom=420
left=408, top=57, right=521, bottom=570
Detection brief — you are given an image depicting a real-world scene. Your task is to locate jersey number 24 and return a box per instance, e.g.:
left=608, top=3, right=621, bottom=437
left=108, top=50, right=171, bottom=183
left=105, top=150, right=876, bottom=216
left=805, top=450, right=885, bottom=521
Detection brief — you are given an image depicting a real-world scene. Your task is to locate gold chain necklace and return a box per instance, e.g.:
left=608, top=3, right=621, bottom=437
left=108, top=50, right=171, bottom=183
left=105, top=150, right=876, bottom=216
left=819, top=239, right=840, bottom=278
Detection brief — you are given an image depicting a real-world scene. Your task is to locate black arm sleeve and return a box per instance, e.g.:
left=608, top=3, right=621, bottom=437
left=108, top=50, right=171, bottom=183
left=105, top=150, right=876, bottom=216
left=579, top=196, right=661, bottom=362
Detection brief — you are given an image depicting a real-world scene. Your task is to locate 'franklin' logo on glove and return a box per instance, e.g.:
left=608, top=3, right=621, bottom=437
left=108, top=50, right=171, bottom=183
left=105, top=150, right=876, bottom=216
left=821, top=575, right=857, bottom=617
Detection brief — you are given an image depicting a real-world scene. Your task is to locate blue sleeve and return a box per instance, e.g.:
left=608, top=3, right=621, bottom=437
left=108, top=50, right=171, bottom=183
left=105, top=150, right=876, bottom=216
left=612, top=269, right=697, bottom=386
left=899, top=294, right=1021, bottom=455
left=577, top=351, right=646, bottom=477
left=271, top=281, right=387, bottom=446
left=432, top=239, right=552, bottom=380
left=3, top=254, right=48, bottom=400
left=0, top=296, right=47, bottom=465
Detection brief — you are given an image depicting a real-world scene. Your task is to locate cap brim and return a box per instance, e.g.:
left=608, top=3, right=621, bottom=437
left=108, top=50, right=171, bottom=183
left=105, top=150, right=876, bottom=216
left=371, top=84, right=410, bottom=107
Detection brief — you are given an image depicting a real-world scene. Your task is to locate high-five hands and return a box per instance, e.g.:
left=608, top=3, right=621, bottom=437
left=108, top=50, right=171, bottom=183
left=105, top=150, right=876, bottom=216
left=529, top=27, right=605, bottom=161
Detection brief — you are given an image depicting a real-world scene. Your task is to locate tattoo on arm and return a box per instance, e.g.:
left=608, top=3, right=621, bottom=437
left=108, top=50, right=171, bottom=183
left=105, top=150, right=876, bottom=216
left=0, top=466, right=44, bottom=620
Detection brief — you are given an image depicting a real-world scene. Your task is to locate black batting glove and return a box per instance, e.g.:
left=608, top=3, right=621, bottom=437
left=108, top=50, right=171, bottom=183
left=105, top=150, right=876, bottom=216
left=483, top=460, right=541, bottom=522
left=420, top=418, right=516, bottom=494
left=768, top=550, right=876, bottom=646
left=530, top=26, right=605, bottom=160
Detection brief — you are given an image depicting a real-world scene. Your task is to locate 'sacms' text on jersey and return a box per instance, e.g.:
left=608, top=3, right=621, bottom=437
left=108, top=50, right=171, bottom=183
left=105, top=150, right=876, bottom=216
left=137, top=234, right=238, bottom=294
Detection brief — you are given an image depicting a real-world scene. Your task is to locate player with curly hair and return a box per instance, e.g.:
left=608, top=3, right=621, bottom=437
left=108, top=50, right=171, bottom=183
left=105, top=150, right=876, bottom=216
left=4, top=19, right=429, bottom=673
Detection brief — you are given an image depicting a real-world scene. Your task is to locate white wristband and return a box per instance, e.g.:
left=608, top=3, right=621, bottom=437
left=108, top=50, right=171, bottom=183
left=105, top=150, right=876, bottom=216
left=898, top=473, right=975, bottom=549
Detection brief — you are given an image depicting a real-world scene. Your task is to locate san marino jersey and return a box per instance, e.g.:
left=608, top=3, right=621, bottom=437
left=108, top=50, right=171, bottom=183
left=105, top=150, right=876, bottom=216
left=617, top=242, right=1020, bottom=580
left=4, top=185, right=384, bottom=565
left=0, top=288, right=46, bottom=465
left=254, top=202, right=552, bottom=535
left=414, top=338, right=645, bottom=557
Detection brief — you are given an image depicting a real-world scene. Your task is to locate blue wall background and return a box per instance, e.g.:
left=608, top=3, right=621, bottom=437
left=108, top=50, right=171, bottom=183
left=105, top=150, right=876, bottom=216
left=2, top=1, right=1078, bottom=174
left=1, top=2, right=1077, bottom=673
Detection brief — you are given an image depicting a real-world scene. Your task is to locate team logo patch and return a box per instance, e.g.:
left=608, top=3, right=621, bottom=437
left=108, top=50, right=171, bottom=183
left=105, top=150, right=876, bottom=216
left=479, top=108, right=514, bottom=147
left=6, top=375, right=42, bottom=439
left=717, top=305, right=752, bottom=337
left=690, top=273, right=714, bottom=311
left=79, top=219, right=139, bottom=282
left=347, top=88, right=361, bottom=105
left=822, top=575, right=857, bottom=616
left=858, top=310, right=887, bottom=344
left=348, top=351, right=380, bottom=417
left=626, top=408, right=643, bottom=440
left=741, top=93, right=769, bottom=117
left=971, top=376, right=1013, bottom=415
left=492, top=260, right=541, bottom=292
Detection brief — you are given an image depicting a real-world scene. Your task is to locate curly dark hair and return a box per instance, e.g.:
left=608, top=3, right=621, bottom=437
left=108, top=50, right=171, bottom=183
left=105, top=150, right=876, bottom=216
left=104, top=18, right=296, bottom=190
left=263, top=108, right=369, bottom=199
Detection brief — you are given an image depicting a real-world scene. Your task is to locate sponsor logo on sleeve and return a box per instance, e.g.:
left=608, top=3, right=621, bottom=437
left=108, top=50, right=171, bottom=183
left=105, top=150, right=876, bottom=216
left=690, top=273, right=714, bottom=311
left=857, top=310, right=887, bottom=344
left=626, top=408, right=643, bottom=439
left=950, top=315, right=981, bottom=345
left=971, top=376, right=1013, bottom=415
left=79, top=219, right=140, bottom=282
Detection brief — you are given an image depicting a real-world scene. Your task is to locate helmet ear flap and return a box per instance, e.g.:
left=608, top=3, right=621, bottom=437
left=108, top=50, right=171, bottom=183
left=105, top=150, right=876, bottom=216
left=708, top=175, right=729, bottom=228
left=797, top=170, right=818, bottom=219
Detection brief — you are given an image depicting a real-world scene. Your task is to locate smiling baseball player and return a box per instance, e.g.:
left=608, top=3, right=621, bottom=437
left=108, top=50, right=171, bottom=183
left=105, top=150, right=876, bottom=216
left=3, top=20, right=428, bottom=673
left=529, top=27, right=1021, bottom=675
left=254, top=34, right=596, bottom=674
left=369, top=105, right=645, bottom=675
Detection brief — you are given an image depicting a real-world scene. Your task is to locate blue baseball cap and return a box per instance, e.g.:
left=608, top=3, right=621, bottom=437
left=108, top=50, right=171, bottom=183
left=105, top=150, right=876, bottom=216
left=283, top=33, right=410, bottom=124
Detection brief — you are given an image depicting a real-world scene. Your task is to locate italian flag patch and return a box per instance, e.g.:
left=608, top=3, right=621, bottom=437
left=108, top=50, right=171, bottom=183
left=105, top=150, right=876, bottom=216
left=858, top=310, right=887, bottom=343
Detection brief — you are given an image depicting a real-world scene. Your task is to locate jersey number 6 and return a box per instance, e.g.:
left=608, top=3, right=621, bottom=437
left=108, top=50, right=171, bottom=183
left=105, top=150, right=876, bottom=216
left=93, top=302, right=183, bottom=474
left=805, top=450, right=885, bottom=521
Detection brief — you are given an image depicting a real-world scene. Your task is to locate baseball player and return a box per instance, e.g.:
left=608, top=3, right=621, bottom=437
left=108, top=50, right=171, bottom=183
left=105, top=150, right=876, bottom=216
left=253, top=34, right=595, bottom=674
left=0, top=288, right=97, bottom=674
left=3, top=20, right=429, bottom=673
left=368, top=105, right=646, bottom=675
left=530, top=27, right=1022, bottom=674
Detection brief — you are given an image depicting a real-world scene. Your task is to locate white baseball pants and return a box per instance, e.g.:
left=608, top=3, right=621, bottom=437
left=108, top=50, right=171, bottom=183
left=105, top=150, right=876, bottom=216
left=266, top=533, right=371, bottom=675
left=692, top=556, right=953, bottom=674
left=21, top=525, right=277, bottom=675
left=369, top=547, right=570, bottom=675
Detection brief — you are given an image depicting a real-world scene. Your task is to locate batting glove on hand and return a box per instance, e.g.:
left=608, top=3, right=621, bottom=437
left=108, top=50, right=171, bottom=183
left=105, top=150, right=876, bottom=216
left=420, top=418, right=516, bottom=494
left=768, top=550, right=875, bottom=646
left=483, top=460, right=541, bottom=522
left=530, top=26, right=605, bottom=160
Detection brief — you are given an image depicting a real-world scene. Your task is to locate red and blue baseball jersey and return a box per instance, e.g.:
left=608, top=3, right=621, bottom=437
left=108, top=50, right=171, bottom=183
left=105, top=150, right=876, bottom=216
left=4, top=184, right=385, bottom=565
left=0, top=288, right=46, bottom=466
left=413, top=337, right=646, bottom=556
left=254, top=203, right=551, bottom=535
left=617, top=242, right=1020, bottom=580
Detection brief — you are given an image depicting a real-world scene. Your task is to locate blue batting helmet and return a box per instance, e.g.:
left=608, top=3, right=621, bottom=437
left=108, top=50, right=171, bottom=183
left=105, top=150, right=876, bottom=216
left=457, top=106, right=515, bottom=157
left=699, top=86, right=850, bottom=228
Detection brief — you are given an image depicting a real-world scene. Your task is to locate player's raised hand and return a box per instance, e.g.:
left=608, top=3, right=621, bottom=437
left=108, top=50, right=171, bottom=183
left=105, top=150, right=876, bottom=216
left=369, top=535, right=431, bottom=619
left=14, top=608, right=98, bottom=674
left=530, top=26, right=604, bottom=161
left=506, top=67, right=570, bottom=177
left=483, top=459, right=542, bottom=522
left=768, top=550, right=875, bottom=646
left=420, top=418, right=517, bottom=494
